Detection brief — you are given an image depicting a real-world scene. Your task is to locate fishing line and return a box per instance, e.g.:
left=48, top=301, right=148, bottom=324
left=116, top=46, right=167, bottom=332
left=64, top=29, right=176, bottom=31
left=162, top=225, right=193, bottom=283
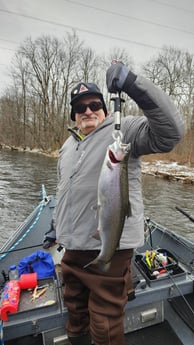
left=166, top=270, right=194, bottom=315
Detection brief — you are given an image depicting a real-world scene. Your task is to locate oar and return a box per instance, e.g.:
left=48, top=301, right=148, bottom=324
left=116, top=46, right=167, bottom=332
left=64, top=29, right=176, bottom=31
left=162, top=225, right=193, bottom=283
left=175, top=206, right=194, bottom=222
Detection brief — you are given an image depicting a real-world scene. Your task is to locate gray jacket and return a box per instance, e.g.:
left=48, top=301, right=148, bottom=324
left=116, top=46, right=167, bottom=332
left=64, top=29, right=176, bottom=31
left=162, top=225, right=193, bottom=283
left=55, top=75, right=184, bottom=250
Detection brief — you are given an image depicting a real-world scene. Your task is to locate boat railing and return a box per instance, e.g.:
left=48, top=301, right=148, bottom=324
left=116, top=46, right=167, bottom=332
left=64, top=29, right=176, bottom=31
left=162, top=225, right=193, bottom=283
left=0, top=185, right=49, bottom=261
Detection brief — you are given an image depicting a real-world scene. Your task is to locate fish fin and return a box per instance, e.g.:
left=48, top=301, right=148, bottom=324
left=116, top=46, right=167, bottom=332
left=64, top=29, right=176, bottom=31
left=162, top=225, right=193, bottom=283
left=92, top=230, right=101, bottom=241
left=107, top=160, right=113, bottom=170
left=91, top=205, right=97, bottom=211
left=83, top=258, right=98, bottom=269
left=126, top=201, right=132, bottom=218
left=84, top=259, right=111, bottom=272
left=91, top=204, right=100, bottom=219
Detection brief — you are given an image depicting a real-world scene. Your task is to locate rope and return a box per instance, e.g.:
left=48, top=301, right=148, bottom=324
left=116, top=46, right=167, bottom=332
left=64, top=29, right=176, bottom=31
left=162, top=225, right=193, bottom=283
left=0, top=185, right=47, bottom=261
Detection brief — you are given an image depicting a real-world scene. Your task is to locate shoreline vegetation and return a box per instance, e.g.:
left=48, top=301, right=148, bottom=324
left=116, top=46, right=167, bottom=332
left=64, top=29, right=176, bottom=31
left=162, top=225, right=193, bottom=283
left=1, top=135, right=194, bottom=184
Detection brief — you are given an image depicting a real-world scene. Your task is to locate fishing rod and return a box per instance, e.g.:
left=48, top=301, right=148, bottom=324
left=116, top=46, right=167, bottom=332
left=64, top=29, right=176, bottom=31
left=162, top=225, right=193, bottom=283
left=110, top=60, right=125, bottom=143
left=175, top=206, right=194, bottom=222
left=0, top=243, right=42, bottom=256
left=111, top=92, right=125, bottom=143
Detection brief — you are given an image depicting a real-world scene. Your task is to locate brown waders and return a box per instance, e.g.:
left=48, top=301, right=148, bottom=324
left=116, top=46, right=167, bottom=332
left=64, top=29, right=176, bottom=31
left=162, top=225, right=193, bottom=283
left=61, top=249, right=134, bottom=345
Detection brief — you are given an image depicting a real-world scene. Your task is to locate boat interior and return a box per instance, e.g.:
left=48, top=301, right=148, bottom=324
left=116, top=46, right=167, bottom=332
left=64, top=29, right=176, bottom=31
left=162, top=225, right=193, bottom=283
left=0, top=196, right=193, bottom=345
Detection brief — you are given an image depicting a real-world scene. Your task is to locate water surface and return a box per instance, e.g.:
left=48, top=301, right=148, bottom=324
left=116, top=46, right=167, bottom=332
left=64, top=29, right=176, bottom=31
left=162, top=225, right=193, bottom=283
left=0, top=149, right=194, bottom=249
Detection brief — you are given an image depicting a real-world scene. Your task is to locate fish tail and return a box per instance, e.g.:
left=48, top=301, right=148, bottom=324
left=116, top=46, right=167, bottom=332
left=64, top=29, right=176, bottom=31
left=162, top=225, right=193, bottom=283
left=83, top=259, right=97, bottom=269
left=84, top=258, right=111, bottom=272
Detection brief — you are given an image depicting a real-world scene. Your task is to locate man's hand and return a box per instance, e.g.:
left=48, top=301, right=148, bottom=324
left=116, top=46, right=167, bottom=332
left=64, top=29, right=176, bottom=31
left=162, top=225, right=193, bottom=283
left=43, top=220, right=56, bottom=249
left=106, top=62, right=129, bottom=93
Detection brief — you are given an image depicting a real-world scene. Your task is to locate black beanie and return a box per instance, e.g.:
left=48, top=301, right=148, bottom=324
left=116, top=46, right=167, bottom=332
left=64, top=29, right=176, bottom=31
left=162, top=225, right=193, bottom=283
left=70, top=82, right=107, bottom=121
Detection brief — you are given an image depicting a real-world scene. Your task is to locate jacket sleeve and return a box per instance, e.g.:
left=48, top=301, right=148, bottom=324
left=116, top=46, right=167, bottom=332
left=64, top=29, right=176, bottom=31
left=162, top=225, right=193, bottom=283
left=122, top=74, right=184, bottom=157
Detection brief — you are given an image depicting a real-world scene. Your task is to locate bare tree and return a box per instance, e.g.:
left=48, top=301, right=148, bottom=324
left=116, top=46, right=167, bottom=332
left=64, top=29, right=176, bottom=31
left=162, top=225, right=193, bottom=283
left=100, top=47, right=138, bottom=116
left=59, top=30, right=83, bottom=134
left=10, top=32, right=84, bottom=149
left=11, top=54, right=31, bottom=147
left=0, top=88, right=22, bottom=146
left=0, top=31, right=102, bottom=150
left=2, top=39, right=194, bottom=156
left=141, top=46, right=194, bottom=129
left=78, top=47, right=100, bottom=83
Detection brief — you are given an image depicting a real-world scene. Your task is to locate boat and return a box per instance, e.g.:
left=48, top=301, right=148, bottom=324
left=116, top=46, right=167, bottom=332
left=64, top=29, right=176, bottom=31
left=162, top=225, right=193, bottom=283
left=0, top=186, right=193, bottom=345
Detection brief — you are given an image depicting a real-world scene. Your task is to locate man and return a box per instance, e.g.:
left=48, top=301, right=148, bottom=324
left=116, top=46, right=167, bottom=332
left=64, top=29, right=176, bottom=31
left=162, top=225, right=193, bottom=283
left=46, top=62, right=184, bottom=345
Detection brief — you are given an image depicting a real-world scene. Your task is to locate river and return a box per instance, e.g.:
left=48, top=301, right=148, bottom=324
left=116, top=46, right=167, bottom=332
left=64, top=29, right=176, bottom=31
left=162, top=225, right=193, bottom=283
left=0, top=149, right=194, bottom=249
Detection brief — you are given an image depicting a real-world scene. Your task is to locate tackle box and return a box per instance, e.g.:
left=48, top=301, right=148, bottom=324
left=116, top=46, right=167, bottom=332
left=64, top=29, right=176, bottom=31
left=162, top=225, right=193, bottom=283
left=135, top=248, right=186, bottom=286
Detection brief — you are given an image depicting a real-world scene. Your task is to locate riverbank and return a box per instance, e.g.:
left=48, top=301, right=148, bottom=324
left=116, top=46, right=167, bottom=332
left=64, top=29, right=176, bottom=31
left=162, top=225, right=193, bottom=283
left=0, top=143, right=59, bottom=158
left=142, top=160, right=194, bottom=184
left=1, top=143, right=194, bottom=184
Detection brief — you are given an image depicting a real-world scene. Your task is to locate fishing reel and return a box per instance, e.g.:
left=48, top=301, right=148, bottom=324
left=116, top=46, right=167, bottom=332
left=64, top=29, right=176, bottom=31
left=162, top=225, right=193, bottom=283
left=111, top=92, right=125, bottom=144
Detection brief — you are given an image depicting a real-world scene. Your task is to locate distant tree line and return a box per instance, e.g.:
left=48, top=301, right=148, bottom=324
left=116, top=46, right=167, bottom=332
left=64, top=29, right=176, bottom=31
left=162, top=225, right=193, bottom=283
left=0, top=30, right=193, bottom=153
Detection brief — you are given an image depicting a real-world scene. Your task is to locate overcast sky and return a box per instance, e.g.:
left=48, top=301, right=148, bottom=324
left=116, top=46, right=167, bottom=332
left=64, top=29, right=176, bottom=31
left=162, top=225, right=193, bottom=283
left=0, top=0, right=194, bottom=94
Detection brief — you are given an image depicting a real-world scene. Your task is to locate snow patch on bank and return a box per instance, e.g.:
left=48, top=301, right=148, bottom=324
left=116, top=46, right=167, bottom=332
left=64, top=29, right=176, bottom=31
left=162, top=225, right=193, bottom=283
left=142, top=161, right=194, bottom=183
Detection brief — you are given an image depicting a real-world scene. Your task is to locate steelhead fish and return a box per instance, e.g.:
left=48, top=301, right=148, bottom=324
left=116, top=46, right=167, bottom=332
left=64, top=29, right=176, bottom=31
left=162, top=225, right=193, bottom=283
left=84, top=139, right=132, bottom=271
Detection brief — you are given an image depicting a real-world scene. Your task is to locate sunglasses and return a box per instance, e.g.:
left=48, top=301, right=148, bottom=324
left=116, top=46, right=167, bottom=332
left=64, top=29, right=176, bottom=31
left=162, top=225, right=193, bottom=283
left=73, top=101, right=103, bottom=114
